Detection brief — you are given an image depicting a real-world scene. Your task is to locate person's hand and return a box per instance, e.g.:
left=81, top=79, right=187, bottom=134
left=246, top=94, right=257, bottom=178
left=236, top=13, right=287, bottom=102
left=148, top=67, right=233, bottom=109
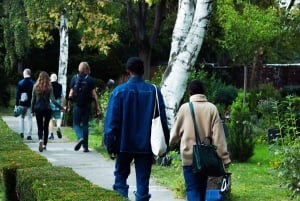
left=66, top=104, right=71, bottom=113
left=109, top=152, right=116, bottom=160
left=96, top=106, right=101, bottom=116
left=224, top=163, right=230, bottom=169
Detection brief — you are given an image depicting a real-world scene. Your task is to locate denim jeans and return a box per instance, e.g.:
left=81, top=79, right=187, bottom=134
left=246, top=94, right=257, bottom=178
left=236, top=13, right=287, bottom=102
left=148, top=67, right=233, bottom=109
left=183, top=166, right=208, bottom=201
left=73, top=104, right=91, bottom=148
left=20, top=106, right=32, bottom=136
left=113, top=152, right=152, bottom=201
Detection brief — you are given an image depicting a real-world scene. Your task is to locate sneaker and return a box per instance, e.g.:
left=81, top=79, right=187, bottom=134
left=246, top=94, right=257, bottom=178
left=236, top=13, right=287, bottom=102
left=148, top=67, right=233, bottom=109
left=39, top=140, right=43, bottom=152
left=57, top=130, right=62, bottom=139
left=83, top=148, right=90, bottom=153
left=74, top=139, right=84, bottom=151
left=20, top=133, right=24, bottom=139
left=43, top=145, right=46, bottom=150
left=26, top=136, right=32, bottom=140
left=49, top=133, right=54, bottom=140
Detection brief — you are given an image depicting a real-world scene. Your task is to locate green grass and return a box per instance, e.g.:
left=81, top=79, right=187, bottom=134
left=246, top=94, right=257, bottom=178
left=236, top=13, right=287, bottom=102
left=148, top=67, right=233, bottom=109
left=151, top=144, right=298, bottom=201
left=61, top=123, right=299, bottom=201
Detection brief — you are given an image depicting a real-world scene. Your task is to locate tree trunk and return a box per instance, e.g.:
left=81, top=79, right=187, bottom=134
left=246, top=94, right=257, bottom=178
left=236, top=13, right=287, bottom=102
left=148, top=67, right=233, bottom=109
left=126, top=0, right=166, bottom=80
left=250, top=47, right=264, bottom=89
left=161, top=0, right=213, bottom=128
left=139, top=48, right=152, bottom=80
left=57, top=10, right=68, bottom=97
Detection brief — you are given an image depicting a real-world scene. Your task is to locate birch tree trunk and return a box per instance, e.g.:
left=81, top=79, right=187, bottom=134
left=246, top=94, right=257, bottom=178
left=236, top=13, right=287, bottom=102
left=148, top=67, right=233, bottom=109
left=161, top=0, right=213, bottom=127
left=58, top=10, right=68, bottom=97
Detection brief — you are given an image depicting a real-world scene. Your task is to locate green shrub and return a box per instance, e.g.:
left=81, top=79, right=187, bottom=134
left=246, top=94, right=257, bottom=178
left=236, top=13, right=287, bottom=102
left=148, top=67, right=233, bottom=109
left=228, top=93, right=255, bottom=162
left=0, top=73, right=11, bottom=107
left=269, top=95, right=300, bottom=197
left=277, top=138, right=300, bottom=197
left=214, top=85, right=238, bottom=108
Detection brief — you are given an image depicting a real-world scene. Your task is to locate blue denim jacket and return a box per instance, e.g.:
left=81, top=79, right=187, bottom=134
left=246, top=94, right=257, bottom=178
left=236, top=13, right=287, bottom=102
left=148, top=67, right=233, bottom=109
left=104, top=77, right=169, bottom=154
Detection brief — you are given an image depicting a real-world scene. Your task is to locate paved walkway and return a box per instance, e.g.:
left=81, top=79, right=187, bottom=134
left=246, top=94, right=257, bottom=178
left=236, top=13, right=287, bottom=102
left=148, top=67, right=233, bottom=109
left=1, top=116, right=185, bottom=201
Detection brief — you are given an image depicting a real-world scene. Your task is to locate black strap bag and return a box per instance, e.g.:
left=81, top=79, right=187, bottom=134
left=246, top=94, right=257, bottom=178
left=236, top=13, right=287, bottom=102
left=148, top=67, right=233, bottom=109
left=189, top=102, right=226, bottom=177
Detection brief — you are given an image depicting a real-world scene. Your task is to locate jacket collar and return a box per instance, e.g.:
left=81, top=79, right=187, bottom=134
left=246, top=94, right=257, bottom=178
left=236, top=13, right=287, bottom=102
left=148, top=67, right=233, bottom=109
left=189, top=94, right=208, bottom=102
left=127, top=76, right=144, bottom=83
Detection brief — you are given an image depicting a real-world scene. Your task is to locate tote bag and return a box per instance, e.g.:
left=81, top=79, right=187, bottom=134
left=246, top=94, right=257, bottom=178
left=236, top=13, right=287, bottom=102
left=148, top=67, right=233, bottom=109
left=151, top=85, right=167, bottom=157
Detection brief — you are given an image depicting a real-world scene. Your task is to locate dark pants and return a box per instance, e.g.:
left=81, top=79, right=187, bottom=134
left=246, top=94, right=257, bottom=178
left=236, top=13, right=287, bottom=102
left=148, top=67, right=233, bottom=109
left=113, top=152, right=152, bottom=201
left=183, top=166, right=208, bottom=201
left=35, top=109, right=52, bottom=146
left=73, top=104, right=91, bottom=149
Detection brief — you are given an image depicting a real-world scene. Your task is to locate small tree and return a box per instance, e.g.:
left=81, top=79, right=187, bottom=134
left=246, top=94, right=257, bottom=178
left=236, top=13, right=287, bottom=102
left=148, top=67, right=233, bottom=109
left=228, top=92, right=255, bottom=162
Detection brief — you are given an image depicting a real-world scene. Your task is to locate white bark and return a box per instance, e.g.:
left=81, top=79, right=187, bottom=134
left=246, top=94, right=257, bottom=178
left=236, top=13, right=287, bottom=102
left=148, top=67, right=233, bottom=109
left=161, top=0, right=212, bottom=128
left=58, top=12, right=68, bottom=97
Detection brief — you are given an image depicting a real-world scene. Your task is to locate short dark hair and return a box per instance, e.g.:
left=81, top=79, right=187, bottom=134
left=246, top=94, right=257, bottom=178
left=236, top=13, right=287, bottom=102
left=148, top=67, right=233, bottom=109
left=188, top=80, right=205, bottom=95
left=125, top=57, right=144, bottom=76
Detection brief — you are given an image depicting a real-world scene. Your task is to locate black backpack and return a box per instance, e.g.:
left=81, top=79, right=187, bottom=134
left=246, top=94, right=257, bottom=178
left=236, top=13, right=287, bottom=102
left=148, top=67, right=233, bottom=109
left=73, top=74, right=90, bottom=107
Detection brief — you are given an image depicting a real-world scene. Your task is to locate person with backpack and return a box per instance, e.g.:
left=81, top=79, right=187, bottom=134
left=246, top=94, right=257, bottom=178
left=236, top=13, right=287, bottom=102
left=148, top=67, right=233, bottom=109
left=15, top=68, right=35, bottom=140
left=31, top=71, right=65, bottom=152
left=49, top=73, right=65, bottom=140
left=67, top=62, right=100, bottom=152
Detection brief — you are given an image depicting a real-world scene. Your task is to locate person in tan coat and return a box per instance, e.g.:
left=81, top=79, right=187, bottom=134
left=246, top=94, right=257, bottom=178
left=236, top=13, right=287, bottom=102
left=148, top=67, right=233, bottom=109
left=169, top=80, right=231, bottom=201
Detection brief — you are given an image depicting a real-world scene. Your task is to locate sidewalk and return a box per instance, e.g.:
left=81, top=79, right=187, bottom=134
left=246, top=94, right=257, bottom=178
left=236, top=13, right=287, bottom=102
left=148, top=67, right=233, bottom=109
left=1, top=116, right=185, bottom=201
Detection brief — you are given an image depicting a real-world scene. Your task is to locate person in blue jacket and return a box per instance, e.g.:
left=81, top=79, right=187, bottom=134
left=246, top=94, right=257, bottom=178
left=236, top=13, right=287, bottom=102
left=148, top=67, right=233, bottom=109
left=15, top=68, right=35, bottom=140
left=104, top=57, right=169, bottom=201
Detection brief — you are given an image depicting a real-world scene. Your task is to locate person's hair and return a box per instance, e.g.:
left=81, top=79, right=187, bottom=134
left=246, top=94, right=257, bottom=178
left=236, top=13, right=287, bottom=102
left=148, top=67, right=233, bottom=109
left=50, top=73, right=58, bottom=82
left=23, top=68, right=31, bottom=76
left=35, top=71, right=52, bottom=94
left=78, top=62, right=90, bottom=74
left=188, top=80, right=205, bottom=96
left=125, top=57, right=144, bottom=76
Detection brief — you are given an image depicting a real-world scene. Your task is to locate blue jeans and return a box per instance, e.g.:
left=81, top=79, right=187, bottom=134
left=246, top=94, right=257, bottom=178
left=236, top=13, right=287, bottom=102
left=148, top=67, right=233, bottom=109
left=183, top=166, right=208, bottom=201
left=73, top=104, right=91, bottom=148
left=113, top=152, right=152, bottom=201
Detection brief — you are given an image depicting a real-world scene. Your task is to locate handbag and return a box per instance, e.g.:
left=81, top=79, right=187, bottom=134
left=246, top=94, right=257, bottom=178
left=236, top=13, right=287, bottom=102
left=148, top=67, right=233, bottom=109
left=13, top=105, right=24, bottom=117
left=189, top=102, right=226, bottom=177
left=220, top=172, right=231, bottom=195
left=151, top=85, right=167, bottom=157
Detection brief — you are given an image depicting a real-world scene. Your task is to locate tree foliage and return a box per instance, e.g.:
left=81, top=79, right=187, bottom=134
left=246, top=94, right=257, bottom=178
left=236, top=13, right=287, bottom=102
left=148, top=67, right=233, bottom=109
left=1, top=0, right=119, bottom=71
left=216, top=1, right=282, bottom=65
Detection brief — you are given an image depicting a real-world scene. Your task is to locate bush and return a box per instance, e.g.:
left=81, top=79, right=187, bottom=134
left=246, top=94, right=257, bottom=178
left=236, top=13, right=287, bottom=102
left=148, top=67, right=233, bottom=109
left=228, top=93, right=255, bottom=162
left=0, top=73, right=11, bottom=107
left=269, top=95, right=300, bottom=197
left=214, top=85, right=237, bottom=108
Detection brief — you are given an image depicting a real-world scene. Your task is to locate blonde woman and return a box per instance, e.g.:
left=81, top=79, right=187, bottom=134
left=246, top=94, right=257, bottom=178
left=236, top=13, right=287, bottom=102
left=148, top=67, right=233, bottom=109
left=31, top=71, right=64, bottom=152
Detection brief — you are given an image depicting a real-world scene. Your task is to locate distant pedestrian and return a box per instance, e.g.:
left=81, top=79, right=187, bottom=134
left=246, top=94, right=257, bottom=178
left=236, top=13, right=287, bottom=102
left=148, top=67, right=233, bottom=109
left=15, top=68, right=35, bottom=140
left=67, top=62, right=100, bottom=152
left=169, top=80, right=231, bottom=201
left=49, top=73, right=65, bottom=140
left=31, top=71, right=65, bottom=152
left=104, top=57, right=169, bottom=201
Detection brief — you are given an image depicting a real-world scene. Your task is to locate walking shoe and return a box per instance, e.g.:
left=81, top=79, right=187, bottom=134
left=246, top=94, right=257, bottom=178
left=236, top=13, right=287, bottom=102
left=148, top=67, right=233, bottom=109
left=26, top=136, right=32, bottom=140
left=83, top=148, right=90, bottom=153
left=74, top=139, right=84, bottom=151
left=39, top=140, right=43, bottom=152
left=43, top=145, right=47, bottom=150
left=57, top=130, right=62, bottom=139
left=49, top=133, right=54, bottom=140
left=20, top=133, right=24, bottom=139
